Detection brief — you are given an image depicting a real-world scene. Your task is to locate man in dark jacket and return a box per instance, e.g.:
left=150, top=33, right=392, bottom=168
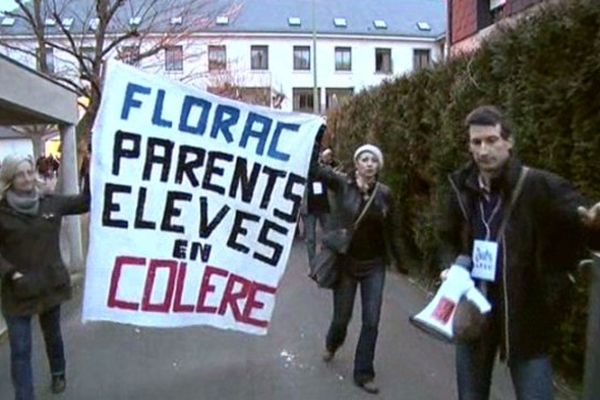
left=302, top=148, right=339, bottom=267
left=439, top=105, right=600, bottom=400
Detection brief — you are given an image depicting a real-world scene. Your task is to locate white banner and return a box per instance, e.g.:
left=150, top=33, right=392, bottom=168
left=82, top=61, right=323, bottom=335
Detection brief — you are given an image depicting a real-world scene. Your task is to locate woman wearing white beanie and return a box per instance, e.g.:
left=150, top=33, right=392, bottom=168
left=311, top=132, right=405, bottom=395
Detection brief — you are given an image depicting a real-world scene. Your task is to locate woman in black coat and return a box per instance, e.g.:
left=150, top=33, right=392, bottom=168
left=313, top=143, right=405, bottom=394
left=0, top=154, right=89, bottom=400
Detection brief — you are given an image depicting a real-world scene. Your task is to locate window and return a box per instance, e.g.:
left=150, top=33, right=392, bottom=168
left=37, top=47, right=55, bottom=73
left=165, top=45, right=183, bottom=71
left=335, top=47, right=351, bottom=71
left=413, top=49, right=431, bottom=70
left=333, top=18, right=347, bottom=27
left=119, top=45, right=140, bottom=66
left=326, top=88, right=353, bottom=110
left=288, top=17, right=301, bottom=26
left=373, top=19, right=387, bottom=29
left=251, top=45, right=268, bottom=70
left=216, top=16, right=229, bottom=25
left=293, top=46, right=310, bottom=70
left=375, top=48, right=392, bottom=74
left=208, top=45, right=226, bottom=71
left=293, top=88, right=321, bottom=113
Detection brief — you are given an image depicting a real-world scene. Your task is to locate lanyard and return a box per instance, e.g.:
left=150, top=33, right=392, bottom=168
left=479, top=197, right=503, bottom=240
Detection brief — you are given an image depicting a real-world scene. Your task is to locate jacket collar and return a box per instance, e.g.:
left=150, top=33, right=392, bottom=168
left=451, top=156, right=524, bottom=198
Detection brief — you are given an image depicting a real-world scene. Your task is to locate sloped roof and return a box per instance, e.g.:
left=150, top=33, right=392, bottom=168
left=0, top=0, right=445, bottom=39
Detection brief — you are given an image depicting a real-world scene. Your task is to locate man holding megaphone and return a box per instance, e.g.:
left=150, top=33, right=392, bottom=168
left=433, top=105, right=600, bottom=400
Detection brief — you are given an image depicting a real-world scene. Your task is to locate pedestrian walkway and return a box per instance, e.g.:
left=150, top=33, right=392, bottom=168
left=0, top=240, right=515, bottom=399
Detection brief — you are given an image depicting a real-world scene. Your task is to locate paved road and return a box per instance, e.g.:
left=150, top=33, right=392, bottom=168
left=0, top=239, right=515, bottom=399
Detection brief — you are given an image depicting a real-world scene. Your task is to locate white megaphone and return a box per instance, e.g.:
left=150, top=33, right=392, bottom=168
left=409, top=255, right=491, bottom=343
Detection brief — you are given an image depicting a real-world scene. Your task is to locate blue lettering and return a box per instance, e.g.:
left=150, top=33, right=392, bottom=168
left=178, top=95, right=212, bottom=135
left=239, top=112, right=272, bottom=156
left=121, top=83, right=151, bottom=120
left=152, top=89, right=173, bottom=128
left=210, top=104, right=239, bottom=143
left=267, top=122, right=298, bottom=161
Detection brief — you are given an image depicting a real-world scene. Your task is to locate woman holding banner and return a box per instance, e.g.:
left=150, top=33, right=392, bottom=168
left=311, top=134, right=405, bottom=395
left=0, top=154, right=90, bottom=400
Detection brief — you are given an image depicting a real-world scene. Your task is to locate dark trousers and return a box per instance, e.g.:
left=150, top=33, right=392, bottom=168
left=4, top=305, right=65, bottom=400
left=325, top=265, right=385, bottom=384
left=456, top=324, right=554, bottom=400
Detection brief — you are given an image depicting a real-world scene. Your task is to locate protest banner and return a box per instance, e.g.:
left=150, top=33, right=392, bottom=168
left=82, top=61, right=323, bottom=334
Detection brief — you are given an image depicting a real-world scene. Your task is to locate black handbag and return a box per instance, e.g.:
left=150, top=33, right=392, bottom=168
left=308, top=184, right=379, bottom=289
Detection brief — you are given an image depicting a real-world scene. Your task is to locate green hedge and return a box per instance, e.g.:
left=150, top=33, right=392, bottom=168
left=326, top=0, right=600, bottom=382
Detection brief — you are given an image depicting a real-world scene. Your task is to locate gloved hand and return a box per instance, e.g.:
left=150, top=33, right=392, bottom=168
left=578, top=202, right=600, bottom=230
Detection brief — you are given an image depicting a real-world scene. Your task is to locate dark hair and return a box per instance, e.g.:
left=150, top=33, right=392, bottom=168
left=465, top=105, right=512, bottom=139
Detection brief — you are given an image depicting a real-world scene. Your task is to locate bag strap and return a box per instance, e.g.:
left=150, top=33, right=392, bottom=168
left=353, top=183, right=380, bottom=230
left=497, top=166, right=529, bottom=239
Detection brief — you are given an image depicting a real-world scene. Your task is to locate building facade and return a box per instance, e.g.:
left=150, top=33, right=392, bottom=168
left=0, top=0, right=446, bottom=113
left=448, top=0, right=546, bottom=55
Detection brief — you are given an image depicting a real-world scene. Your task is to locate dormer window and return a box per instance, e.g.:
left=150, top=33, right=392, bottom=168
left=1, top=17, right=15, bottom=27
left=170, top=16, right=183, bottom=25
left=44, top=18, right=56, bottom=27
left=288, top=17, right=301, bottom=27
left=129, top=17, right=141, bottom=26
left=63, top=18, right=74, bottom=29
left=333, top=18, right=347, bottom=28
left=88, top=18, right=99, bottom=31
left=373, top=19, right=387, bottom=29
left=216, top=16, right=229, bottom=25
left=416, top=21, right=431, bottom=31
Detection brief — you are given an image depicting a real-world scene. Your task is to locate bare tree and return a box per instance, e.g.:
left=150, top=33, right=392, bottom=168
left=1, top=0, right=242, bottom=146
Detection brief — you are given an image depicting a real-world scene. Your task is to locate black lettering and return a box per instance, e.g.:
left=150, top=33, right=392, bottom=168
left=142, top=137, right=174, bottom=182
left=260, top=166, right=287, bottom=209
left=161, top=191, right=192, bottom=233
left=273, top=173, right=306, bottom=223
left=134, top=187, right=156, bottom=229
left=175, top=145, right=206, bottom=186
left=173, top=239, right=188, bottom=259
left=102, top=183, right=131, bottom=228
left=229, top=157, right=260, bottom=203
left=202, top=151, right=234, bottom=195
left=112, top=130, right=141, bottom=176
left=199, top=197, right=231, bottom=239
left=190, top=242, right=212, bottom=263
left=254, top=220, right=288, bottom=266
left=227, top=211, right=260, bottom=254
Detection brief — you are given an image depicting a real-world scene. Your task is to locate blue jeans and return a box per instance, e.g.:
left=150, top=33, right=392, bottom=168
left=4, top=305, right=65, bottom=400
left=326, top=264, right=385, bottom=384
left=303, top=212, right=331, bottom=267
left=456, top=328, right=554, bottom=400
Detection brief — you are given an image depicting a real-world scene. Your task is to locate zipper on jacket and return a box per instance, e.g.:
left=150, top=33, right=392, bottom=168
left=447, top=175, right=468, bottom=222
left=502, top=235, right=511, bottom=361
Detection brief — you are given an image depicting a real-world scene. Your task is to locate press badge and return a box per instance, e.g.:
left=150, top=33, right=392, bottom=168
left=471, top=240, right=498, bottom=282
left=312, top=182, right=324, bottom=195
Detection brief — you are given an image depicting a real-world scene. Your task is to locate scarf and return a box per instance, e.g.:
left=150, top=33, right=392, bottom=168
left=6, top=189, right=40, bottom=216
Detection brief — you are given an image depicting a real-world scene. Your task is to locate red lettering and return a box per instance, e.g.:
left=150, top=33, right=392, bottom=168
left=141, top=259, right=177, bottom=313
left=107, top=256, right=145, bottom=310
left=173, top=262, right=195, bottom=313
left=217, top=273, right=251, bottom=321
left=242, top=282, right=277, bottom=328
left=196, top=266, right=228, bottom=313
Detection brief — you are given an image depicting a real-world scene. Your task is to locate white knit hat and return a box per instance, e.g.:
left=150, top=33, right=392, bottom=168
left=353, top=144, right=384, bottom=169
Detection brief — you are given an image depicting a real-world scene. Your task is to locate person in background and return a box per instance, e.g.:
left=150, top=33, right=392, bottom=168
left=0, top=154, right=90, bottom=400
left=439, top=105, right=600, bottom=400
left=312, top=137, right=405, bottom=395
left=302, top=148, right=339, bottom=267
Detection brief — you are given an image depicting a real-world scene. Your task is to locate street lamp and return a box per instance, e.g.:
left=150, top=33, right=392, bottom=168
left=312, top=0, right=318, bottom=114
